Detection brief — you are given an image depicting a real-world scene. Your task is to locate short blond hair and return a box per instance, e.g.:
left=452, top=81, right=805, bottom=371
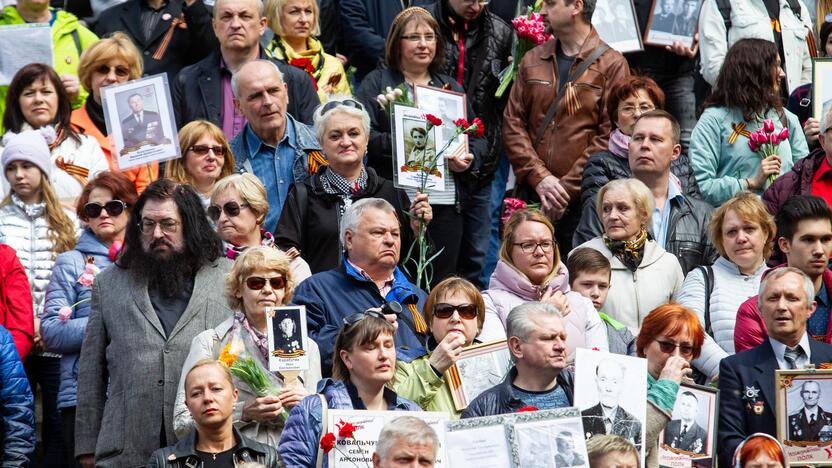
left=586, top=435, right=640, bottom=468
left=499, top=209, right=562, bottom=286
left=166, top=120, right=236, bottom=186
left=78, top=32, right=143, bottom=94
left=596, top=178, right=654, bottom=226
left=185, top=359, right=235, bottom=392
left=226, top=246, right=295, bottom=310
left=265, top=0, right=321, bottom=37
left=708, top=191, right=776, bottom=259
left=211, top=173, right=269, bottom=227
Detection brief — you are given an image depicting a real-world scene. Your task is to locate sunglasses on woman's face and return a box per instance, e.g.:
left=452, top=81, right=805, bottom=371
left=433, top=303, right=478, bottom=320
left=84, top=200, right=127, bottom=219
left=655, top=339, right=694, bottom=357
left=245, top=276, right=285, bottom=291
left=207, top=201, right=250, bottom=222
left=188, top=144, right=226, bottom=156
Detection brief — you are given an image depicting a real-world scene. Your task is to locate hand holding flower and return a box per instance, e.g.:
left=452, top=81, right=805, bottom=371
left=58, top=306, right=73, bottom=322
left=748, top=154, right=782, bottom=190
left=241, top=395, right=284, bottom=422
left=446, top=152, right=473, bottom=172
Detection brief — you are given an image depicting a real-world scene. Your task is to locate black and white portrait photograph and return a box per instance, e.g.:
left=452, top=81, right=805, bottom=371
left=404, top=123, right=436, bottom=167
left=507, top=408, right=590, bottom=468
left=266, top=305, right=310, bottom=372
left=392, top=103, right=446, bottom=192
left=446, top=340, right=512, bottom=411
left=414, top=85, right=468, bottom=160
left=658, top=384, right=718, bottom=467
left=574, top=348, right=647, bottom=466
left=591, top=0, right=643, bottom=53
left=101, top=73, right=179, bottom=170
left=775, top=369, right=832, bottom=465
left=645, top=0, right=703, bottom=47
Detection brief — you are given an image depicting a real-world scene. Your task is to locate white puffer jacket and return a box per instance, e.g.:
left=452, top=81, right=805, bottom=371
left=0, top=195, right=79, bottom=316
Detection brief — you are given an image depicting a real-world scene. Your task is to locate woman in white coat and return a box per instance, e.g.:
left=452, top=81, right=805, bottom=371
left=572, top=179, right=684, bottom=333
left=677, top=192, right=773, bottom=380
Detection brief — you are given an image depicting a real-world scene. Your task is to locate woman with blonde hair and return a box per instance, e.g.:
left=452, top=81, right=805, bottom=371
left=174, top=246, right=321, bottom=446
left=478, top=209, right=608, bottom=362
left=71, top=32, right=156, bottom=193
left=165, top=120, right=236, bottom=207
left=265, top=0, right=350, bottom=101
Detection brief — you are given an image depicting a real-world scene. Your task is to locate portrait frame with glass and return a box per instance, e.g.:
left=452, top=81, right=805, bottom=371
left=445, top=340, right=512, bottom=411
left=265, top=305, right=309, bottom=372
left=775, top=368, right=832, bottom=466
left=658, top=383, right=719, bottom=468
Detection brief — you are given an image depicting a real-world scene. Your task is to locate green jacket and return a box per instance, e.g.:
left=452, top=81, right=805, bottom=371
left=395, top=356, right=462, bottom=419
left=0, top=7, right=98, bottom=131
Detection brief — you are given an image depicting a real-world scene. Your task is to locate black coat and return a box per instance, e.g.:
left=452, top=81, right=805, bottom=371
left=461, top=367, right=575, bottom=418
left=275, top=166, right=415, bottom=274
left=145, top=427, right=283, bottom=467
left=425, top=1, right=513, bottom=181
left=172, top=48, right=319, bottom=129
left=582, top=403, right=643, bottom=452
left=355, top=68, right=489, bottom=186
left=121, top=110, right=163, bottom=147
left=663, top=419, right=708, bottom=454
left=95, top=0, right=218, bottom=81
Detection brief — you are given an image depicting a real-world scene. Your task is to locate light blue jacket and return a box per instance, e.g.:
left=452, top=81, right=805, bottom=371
left=690, top=106, right=808, bottom=206
left=40, top=229, right=112, bottom=409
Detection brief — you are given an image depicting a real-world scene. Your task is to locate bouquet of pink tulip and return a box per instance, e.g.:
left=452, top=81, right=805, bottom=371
left=495, top=0, right=552, bottom=98
left=747, top=119, right=788, bottom=186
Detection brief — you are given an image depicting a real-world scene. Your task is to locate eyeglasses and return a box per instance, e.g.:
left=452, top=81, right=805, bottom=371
left=320, top=99, right=365, bottom=116
left=618, top=104, right=655, bottom=117
left=84, top=200, right=127, bottom=219
left=188, top=145, right=226, bottom=156
left=655, top=339, right=694, bottom=357
left=342, top=309, right=388, bottom=328
left=138, top=218, right=180, bottom=234
left=513, top=240, right=555, bottom=254
left=94, top=64, right=130, bottom=77
left=461, top=0, right=489, bottom=5
left=207, top=201, right=250, bottom=222
left=245, top=276, right=286, bottom=290
left=401, top=34, right=437, bottom=43
left=433, top=303, right=478, bottom=320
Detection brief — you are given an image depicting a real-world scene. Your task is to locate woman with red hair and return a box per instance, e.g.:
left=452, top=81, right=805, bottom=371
left=733, top=433, right=785, bottom=468
left=637, top=304, right=705, bottom=466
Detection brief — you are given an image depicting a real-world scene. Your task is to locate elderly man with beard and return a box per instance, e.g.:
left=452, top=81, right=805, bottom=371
left=75, top=179, right=232, bottom=468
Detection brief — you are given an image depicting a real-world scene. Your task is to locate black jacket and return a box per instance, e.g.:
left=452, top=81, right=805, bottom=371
left=275, top=166, right=415, bottom=274
left=172, top=48, right=319, bottom=129
left=461, top=367, right=575, bottom=418
left=355, top=68, right=489, bottom=186
left=146, top=427, right=284, bottom=467
left=95, top=0, right=218, bottom=81
left=425, top=1, right=513, bottom=181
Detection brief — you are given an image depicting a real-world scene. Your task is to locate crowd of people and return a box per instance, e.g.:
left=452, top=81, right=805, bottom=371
left=0, top=0, right=830, bottom=466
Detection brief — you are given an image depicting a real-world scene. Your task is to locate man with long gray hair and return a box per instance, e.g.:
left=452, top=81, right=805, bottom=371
left=462, top=302, right=574, bottom=418
left=372, top=417, right=439, bottom=468
left=293, top=198, right=429, bottom=377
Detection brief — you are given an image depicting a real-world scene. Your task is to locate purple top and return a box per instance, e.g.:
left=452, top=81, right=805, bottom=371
left=220, top=58, right=247, bottom=139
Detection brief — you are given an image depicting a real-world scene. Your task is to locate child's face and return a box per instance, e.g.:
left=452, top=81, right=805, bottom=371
left=570, top=270, right=610, bottom=310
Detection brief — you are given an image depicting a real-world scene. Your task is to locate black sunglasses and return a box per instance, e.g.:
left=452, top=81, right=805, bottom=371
left=188, top=144, right=226, bottom=156
left=207, top=201, right=250, bottom=222
left=433, top=303, right=478, bottom=320
left=84, top=200, right=127, bottom=219
left=656, top=339, right=694, bottom=357
left=245, top=276, right=286, bottom=291
left=342, top=309, right=388, bottom=328
left=320, top=99, right=365, bottom=116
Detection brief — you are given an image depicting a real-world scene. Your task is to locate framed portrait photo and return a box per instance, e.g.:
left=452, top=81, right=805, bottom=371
left=445, top=340, right=512, bottom=411
left=414, top=85, right=468, bottom=160
left=644, top=0, right=703, bottom=48
left=574, top=348, right=648, bottom=467
left=101, top=73, right=180, bottom=171
left=265, top=305, right=309, bottom=372
left=591, top=0, right=643, bottom=53
left=813, top=59, right=832, bottom=121
left=391, top=103, right=446, bottom=192
left=508, top=408, right=590, bottom=468
left=658, top=383, right=719, bottom=468
left=0, top=24, right=53, bottom=85
left=775, top=369, right=832, bottom=466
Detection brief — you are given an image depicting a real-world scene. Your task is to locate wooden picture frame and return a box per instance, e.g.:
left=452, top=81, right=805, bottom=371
left=775, top=368, right=832, bottom=466
left=445, top=340, right=512, bottom=411
left=658, top=383, right=720, bottom=467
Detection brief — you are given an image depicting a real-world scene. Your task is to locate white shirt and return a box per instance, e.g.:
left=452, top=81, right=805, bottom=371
left=770, top=333, right=812, bottom=370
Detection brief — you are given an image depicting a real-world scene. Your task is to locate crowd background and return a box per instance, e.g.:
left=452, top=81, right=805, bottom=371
left=0, top=0, right=830, bottom=466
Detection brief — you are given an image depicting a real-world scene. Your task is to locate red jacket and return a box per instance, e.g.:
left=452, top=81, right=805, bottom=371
left=734, top=267, right=832, bottom=352
left=0, top=244, right=34, bottom=360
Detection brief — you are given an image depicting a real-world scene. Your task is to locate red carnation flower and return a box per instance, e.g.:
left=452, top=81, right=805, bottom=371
left=471, top=117, right=485, bottom=137
left=517, top=406, right=539, bottom=412
left=336, top=420, right=357, bottom=439
left=454, top=118, right=470, bottom=128
left=319, top=432, right=336, bottom=453
left=425, top=114, right=442, bottom=127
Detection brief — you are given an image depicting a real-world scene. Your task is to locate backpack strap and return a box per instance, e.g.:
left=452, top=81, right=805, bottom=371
left=698, top=265, right=715, bottom=337
left=315, top=393, right=328, bottom=468
left=532, top=44, right=609, bottom=148
left=715, top=0, right=732, bottom=41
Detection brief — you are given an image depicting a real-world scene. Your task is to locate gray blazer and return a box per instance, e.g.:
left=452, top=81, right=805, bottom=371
left=75, top=259, right=232, bottom=467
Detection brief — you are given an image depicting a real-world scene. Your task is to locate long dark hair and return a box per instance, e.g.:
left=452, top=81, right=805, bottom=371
left=3, top=63, right=81, bottom=145
left=118, top=178, right=222, bottom=269
left=704, top=38, right=782, bottom=121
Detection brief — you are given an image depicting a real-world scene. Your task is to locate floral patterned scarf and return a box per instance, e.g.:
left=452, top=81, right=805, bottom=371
left=603, top=228, right=648, bottom=273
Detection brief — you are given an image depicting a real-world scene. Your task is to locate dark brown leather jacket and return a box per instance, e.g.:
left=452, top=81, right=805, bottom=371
left=502, top=28, right=629, bottom=201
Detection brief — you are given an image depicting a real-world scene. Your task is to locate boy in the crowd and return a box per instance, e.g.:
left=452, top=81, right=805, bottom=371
left=567, top=248, right=636, bottom=356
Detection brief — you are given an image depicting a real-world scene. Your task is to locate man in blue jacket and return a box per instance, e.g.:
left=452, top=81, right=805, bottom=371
left=0, top=324, right=35, bottom=467
left=293, top=198, right=429, bottom=376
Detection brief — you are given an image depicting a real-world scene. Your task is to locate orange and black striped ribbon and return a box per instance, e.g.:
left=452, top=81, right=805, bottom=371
left=407, top=303, right=427, bottom=334
left=152, top=14, right=186, bottom=61
left=564, top=82, right=581, bottom=116
left=808, top=31, right=818, bottom=58
left=728, top=122, right=751, bottom=145
left=54, top=156, right=89, bottom=186
left=307, top=150, right=328, bottom=176
left=771, top=18, right=781, bottom=33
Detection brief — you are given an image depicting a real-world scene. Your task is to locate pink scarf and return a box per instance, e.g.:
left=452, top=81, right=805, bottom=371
left=608, top=128, right=630, bottom=159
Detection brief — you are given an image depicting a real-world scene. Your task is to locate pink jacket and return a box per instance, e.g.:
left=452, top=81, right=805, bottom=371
left=478, top=260, right=608, bottom=363
left=734, top=267, right=832, bottom=352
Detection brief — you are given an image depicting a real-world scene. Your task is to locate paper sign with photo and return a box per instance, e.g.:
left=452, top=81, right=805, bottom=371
left=644, top=0, right=702, bottom=48
left=445, top=340, right=512, bottom=411
left=391, top=103, right=445, bottom=192
left=326, top=410, right=448, bottom=468
left=591, top=0, right=643, bottom=53
left=266, top=305, right=309, bottom=372
left=775, top=369, right=832, bottom=466
left=0, top=24, right=53, bottom=85
left=101, top=73, right=180, bottom=170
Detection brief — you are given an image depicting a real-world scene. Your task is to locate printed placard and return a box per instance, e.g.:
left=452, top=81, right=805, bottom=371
left=0, top=24, right=53, bottom=85
left=391, top=103, right=446, bottom=192
left=266, top=305, right=309, bottom=372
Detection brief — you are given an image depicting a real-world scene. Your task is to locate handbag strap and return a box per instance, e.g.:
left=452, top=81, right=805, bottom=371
left=532, top=44, right=609, bottom=148
left=698, top=265, right=715, bottom=337
left=315, top=393, right=328, bottom=468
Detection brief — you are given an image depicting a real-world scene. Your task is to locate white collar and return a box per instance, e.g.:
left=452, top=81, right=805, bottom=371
left=770, top=333, right=812, bottom=369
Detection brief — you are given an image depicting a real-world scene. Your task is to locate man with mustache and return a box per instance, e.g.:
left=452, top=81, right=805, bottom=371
left=718, top=267, right=832, bottom=467
left=735, top=196, right=832, bottom=352
left=293, top=198, right=428, bottom=377
left=461, top=302, right=574, bottom=418
left=75, top=179, right=232, bottom=467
